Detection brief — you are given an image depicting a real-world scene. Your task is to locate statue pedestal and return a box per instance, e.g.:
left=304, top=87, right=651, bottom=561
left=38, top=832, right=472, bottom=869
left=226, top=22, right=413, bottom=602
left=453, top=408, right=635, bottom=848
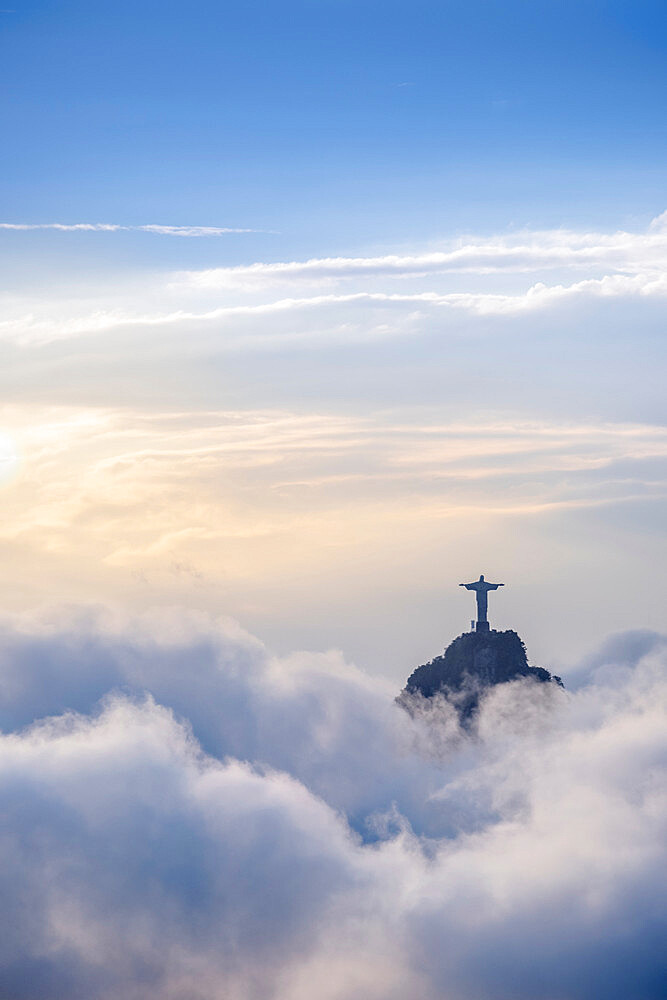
left=475, top=621, right=490, bottom=633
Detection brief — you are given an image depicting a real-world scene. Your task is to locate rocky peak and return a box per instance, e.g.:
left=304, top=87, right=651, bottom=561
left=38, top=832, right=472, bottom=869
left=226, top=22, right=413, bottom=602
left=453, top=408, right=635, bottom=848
left=400, top=628, right=563, bottom=721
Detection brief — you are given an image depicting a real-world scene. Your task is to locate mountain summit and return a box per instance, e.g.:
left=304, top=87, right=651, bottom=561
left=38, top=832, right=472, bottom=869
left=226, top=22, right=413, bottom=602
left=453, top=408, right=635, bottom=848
left=402, top=628, right=563, bottom=720
left=400, top=577, right=563, bottom=720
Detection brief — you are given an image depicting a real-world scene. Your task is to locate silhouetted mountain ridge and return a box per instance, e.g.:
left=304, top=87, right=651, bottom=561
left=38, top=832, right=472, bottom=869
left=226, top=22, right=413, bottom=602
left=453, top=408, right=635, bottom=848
left=401, top=629, right=563, bottom=720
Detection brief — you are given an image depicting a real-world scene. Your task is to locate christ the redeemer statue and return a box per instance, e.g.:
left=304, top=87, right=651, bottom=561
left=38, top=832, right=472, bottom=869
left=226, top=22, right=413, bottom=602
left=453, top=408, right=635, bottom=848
left=460, top=575, right=504, bottom=632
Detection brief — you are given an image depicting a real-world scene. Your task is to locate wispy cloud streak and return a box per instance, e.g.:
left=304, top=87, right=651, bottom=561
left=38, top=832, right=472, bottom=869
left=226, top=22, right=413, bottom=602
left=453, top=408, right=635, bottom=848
left=3, top=273, right=667, bottom=347
left=2, top=215, right=667, bottom=346
left=0, top=222, right=265, bottom=236
left=181, top=215, right=667, bottom=286
left=4, top=404, right=667, bottom=582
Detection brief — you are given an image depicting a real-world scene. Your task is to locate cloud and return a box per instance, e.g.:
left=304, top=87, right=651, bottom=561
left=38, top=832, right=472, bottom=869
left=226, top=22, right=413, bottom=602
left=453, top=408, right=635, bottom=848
left=3, top=273, right=667, bottom=348
left=5, top=404, right=667, bottom=567
left=2, top=214, right=667, bottom=346
left=0, top=222, right=265, bottom=236
left=180, top=221, right=667, bottom=287
left=3, top=402, right=667, bottom=676
left=3, top=216, right=667, bottom=676
left=0, top=608, right=664, bottom=998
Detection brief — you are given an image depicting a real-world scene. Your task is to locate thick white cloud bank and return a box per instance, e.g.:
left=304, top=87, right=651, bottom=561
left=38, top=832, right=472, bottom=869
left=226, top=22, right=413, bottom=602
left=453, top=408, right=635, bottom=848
left=0, top=608, right=665, bottom=999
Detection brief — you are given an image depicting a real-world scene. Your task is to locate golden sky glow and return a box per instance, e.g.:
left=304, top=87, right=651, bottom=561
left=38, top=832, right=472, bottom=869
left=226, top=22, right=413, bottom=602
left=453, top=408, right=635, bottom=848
left=4, top=397, right=667, bottom=675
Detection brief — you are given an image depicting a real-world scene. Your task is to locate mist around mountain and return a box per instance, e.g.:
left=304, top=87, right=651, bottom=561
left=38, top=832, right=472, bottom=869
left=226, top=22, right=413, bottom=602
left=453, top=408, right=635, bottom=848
left=0, top=606, right=664, bottom=1000
left=400, top=628, right=563, bottom=722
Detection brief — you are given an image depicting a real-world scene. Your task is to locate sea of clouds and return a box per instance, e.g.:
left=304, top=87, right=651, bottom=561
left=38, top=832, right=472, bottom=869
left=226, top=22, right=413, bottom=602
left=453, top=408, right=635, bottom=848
left=0, top=607, right=665, bottom=999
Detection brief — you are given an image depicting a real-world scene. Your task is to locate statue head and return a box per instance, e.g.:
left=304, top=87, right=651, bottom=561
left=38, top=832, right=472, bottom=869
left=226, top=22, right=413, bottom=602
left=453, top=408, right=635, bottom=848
left=479, top=574, right=485, bottom=581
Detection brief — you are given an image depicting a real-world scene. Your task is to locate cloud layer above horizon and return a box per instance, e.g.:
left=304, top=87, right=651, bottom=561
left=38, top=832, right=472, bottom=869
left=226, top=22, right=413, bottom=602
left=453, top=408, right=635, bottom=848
left=3, top=214, right=667, bottom=345
left=0, top=608, right=665, bottom=999
left=2, top=215, right=667, bottom=669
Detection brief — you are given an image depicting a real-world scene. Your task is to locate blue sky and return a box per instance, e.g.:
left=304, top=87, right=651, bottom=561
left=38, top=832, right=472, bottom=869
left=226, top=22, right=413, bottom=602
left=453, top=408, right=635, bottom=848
left=3, top=0, right=667, bottom=255
left=2, top=2, right=667, bottom=675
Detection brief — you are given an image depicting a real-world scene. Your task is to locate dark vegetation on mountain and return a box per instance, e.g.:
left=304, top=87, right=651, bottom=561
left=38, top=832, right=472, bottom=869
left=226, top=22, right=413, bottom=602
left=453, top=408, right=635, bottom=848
left=401, top=629, right=563, bottom=721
